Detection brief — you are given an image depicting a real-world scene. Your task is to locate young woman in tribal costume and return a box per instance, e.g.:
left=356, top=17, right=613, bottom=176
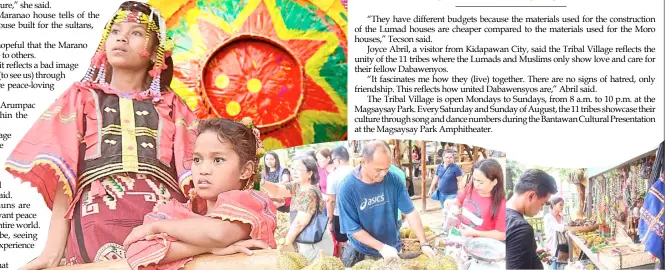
left=4, top=2, right=199, bottom=268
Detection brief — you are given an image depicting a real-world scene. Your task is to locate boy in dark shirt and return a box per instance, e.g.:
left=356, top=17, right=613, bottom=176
left=506, top=169, right=558, bottom=270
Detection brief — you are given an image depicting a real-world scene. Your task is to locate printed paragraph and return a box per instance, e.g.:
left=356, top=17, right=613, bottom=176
left=0, top=181, right=40, bottom=269
left=0, top=40, right=82, bottom=92
left=0, top=132, right=9, bottom=149
left=0, top=1, right=98, bottom=119
left=0, top=1, right=96, bottom=29
left=350, top=11, right=661, bottom=136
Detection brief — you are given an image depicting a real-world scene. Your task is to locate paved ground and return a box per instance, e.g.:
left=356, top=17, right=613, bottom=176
left=406, top=190, right=446, bottom=235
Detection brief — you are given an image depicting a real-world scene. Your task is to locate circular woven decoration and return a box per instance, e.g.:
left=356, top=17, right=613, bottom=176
left=151, top=0, right=349, bottom=150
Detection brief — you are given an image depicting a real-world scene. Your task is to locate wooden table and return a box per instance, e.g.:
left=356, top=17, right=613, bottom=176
left=567, top=231, right=609, bottom=270
left=566, top=232, right=653, bottom=270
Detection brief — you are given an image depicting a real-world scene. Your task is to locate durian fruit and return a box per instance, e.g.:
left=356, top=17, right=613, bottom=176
left=407, top=231, right=417, bottom=239
left=425, top=255, right=458, bottom=270
left=415, top=254, right=430, bottom=268
left=369, top=259, right=384, bottom=270
left=277, top=251, right=308, bottom=270
left=399, top=229, right=408, bottom=238
left=352, top=260, right=375, bottom=270
left=369, top=258, right=419, bottom=270
left=423, top=226, right=432, bottom=232
left=425, top=231, right=435, bottom=239
left=398, top=260, right=420, bottom=270
left=437, top=240, right=445, bottom=248
left=302, top=250, right=344, bottom=270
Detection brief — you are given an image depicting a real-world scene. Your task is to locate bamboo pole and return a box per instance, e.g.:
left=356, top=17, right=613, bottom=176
left=433, top=143, right=439, bottom=166
left=457, top=144, right=463, bottom=162
left=408, top=140, right=413, bottom=194
left=392, top=139, right=401, bottom=166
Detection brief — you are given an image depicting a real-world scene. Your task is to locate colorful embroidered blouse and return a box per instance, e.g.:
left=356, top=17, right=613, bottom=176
left=126, top=190, right=277, bottom=270
left=4, top=82, right=197, bottom=210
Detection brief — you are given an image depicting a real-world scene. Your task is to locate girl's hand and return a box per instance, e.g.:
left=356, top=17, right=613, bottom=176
left=19, top=254, right=62, bottom=270
left=460, top=224, right=477, bottom=238
left=210, top=239, right=271, bottom=256
left=123, top=223, right=158, bottom=248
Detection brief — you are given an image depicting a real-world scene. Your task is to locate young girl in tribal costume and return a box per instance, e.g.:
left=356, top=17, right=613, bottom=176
left=123, top=118, right=277, bottom=270
left=4, top=2, right=198, bottom=268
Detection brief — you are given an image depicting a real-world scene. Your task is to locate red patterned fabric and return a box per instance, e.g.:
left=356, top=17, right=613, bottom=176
left=3, top=81, right=198, bottom=265
left=126, top=190, right=277, bottom=270
left=4, top=82, right=197, bottom=211
left=65, top=174, right=186, bottom=265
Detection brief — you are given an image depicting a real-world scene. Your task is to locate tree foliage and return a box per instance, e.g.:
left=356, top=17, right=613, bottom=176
left=505, top=159, right=523, bottom=200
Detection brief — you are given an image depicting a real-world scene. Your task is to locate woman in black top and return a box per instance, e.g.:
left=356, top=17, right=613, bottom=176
left=262, top=151, right=284, bottom=183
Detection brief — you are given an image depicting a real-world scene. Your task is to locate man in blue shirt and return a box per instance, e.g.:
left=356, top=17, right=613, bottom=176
left=338, top=141, right=435, bottom=267
left=428, top=149, right=463, bottom=207
left=388, top=164, right=407, bottom=229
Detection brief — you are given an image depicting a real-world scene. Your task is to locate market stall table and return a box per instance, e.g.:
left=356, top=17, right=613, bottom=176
left=567, top=232, right=654, bottom=270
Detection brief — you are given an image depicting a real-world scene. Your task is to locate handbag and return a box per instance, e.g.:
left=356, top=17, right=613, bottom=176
left=290, top=189, right=327, bottom=244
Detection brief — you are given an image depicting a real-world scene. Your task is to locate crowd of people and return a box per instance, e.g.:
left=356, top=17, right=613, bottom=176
left=261, top=141, right=435, bottom=267
left=507, top=167, right=665, bottom=270
left=258, top=140, right=513, bottom=267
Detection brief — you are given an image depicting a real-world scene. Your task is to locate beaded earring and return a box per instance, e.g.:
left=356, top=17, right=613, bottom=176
left=240, top=117, right=265, bottom=191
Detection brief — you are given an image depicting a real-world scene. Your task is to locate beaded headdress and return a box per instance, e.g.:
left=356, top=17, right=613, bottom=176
left=82, top=1, right=174, bottom=102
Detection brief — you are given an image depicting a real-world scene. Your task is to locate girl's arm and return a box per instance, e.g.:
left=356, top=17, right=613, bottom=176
left=261, top=181, right=292, bottom=198
left=133, top=238, right=271, bottom=266
left=472, top=229, right=506, bottom=241
left=25, top=182, right=71, bottom=268
left=283, top=211, right=313, bottom=246
left=158, top=218, right=251, bottom=248
left=130, top=218, right=251, bottom=249
left=159, top=241, right=210, bottom=264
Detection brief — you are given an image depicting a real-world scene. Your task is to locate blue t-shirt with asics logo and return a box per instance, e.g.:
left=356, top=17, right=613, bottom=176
left=338, top=166, right=415, bottom=257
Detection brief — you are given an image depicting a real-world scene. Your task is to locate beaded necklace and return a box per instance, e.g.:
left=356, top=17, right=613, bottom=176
left=110, top=88, right=140, bottom=99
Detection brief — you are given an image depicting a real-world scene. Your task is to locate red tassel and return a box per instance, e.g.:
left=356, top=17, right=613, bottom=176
left=149, top=68, right=159, bottom=78
left=91, top=51, right=107, bottom=67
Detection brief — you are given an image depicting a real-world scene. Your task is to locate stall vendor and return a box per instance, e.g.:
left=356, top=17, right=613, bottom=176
left=338, top=141, right=435, bottom=267
left=445, top=159, right=507, bottom=241
left=544, top=197, right=569, bottom=269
